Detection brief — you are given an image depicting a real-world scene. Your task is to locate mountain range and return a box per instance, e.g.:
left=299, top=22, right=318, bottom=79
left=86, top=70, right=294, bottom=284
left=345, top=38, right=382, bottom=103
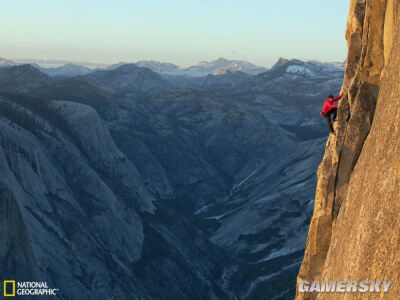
left=0, top=57, right=343, bottom=299
left=0, top=56, right=344, bottom=78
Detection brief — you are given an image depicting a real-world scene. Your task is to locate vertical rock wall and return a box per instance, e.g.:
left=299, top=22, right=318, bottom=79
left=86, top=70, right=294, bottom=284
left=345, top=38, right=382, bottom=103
left=297, top=0, right=400, bottom=298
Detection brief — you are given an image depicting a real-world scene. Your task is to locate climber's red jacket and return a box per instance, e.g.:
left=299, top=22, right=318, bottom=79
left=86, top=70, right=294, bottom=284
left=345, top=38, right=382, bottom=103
left=321, top=94, right=343, bottom=115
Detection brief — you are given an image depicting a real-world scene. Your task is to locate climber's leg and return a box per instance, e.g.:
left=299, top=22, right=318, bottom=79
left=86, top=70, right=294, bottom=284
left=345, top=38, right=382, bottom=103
left=324, top=114, right=334, bottom=133
left=331, top=108, right=338, bottom=122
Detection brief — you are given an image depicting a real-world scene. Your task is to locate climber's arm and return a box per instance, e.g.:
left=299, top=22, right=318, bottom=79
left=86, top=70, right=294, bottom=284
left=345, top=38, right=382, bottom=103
left=333, top=94, right=344, bottom=102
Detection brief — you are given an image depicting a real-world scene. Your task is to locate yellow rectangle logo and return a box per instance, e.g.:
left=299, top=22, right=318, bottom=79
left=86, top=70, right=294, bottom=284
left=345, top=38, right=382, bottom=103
left=3, top=280, right=15, bottom=297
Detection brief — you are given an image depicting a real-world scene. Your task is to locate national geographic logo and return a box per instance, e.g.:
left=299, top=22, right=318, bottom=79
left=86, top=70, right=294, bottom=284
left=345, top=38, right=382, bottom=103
left=3, top=281, right=15, bottom=297
left=3, top=281, right=58, bottom=297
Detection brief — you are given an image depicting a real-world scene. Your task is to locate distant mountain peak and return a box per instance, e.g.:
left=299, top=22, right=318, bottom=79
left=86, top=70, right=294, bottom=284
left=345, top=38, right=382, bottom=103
left=135, top=60, right=180, bottom=74
left=271, top=57, right=301, bottom=70
left=32, top=63, right=94, bottom=77
left=0, top=63, right=53, bottom=93
left=114, top=63, right=139, bottom=71
left=215, top=57, right=229, bottom=63
left=183, top=58, right=267, bottom=76
left=83, top=62, right=171, bottom=95
left=261, top=57, right=344, bottom=81
left=271, top=57, right=345, bottom=73
left=0, top=57, right=15, bottom=67
left=9, top=63, right=44, bottom=74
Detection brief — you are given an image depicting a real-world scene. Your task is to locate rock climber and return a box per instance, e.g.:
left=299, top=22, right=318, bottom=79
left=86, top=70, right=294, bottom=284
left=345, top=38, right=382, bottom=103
left=320, top=94, right=343, bottom=134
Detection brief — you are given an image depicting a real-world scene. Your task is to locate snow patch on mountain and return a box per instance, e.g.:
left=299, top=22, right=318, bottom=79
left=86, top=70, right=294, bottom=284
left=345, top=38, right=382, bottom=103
left=182, top=57, right=267, bottom=76
left=286, top=65, right=314, bottom=76
left=0, top=57, right=15, bottom=68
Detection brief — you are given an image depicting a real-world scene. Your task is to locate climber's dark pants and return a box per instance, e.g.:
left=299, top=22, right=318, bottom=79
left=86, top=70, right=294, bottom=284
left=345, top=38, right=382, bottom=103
left=323, top=108, right=337, bottom=133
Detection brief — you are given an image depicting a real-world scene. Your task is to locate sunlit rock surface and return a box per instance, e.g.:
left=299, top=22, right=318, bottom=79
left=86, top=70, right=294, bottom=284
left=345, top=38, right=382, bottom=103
left=297, top=1, right=400, bottom=299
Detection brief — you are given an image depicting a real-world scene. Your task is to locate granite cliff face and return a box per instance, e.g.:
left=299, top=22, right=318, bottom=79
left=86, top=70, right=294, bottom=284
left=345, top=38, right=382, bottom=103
left=297, top=0, right=400, bottom=298
left=0, top=95, right=235, bottom=299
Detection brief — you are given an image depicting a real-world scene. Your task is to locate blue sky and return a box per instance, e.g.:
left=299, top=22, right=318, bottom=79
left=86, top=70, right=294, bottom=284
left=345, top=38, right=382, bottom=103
left=0, top=0, right=349, bottom=67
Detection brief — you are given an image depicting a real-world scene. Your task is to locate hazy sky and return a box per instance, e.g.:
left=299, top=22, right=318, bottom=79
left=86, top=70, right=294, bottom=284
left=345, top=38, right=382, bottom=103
left=1, top=0, right=349, bottom=67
